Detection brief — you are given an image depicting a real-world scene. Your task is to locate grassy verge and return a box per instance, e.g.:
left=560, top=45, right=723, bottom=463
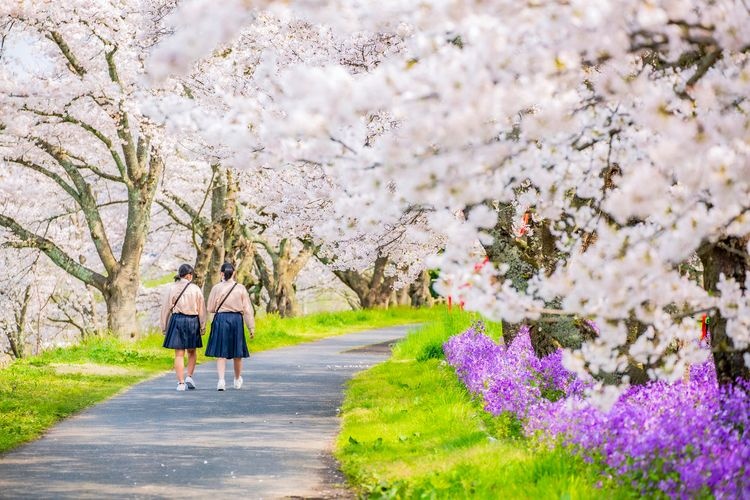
left=0, top=306, right=437, bottom=454
left=336, top=309, right=634, bottom=499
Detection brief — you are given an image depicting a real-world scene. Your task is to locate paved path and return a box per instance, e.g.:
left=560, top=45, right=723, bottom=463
left=0, top=325, right=413, bottom=499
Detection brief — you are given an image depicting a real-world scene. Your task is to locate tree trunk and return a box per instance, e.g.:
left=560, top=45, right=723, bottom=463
left=193, top=222, right=223, bottom=294
left=269, top=272, right=299, bottom=317
left=360, top=288, right=392, bottom=308
left=228, top=230, right=259, bottom=305
left=102, top=272, right=140, bottom=338
left=482, top=202, right=590, bottom=352
left=361, top=262, right=396, bottom=308
left=409, top=270, right=434, bottom=307
left=623, top=317, right=650, bottom=385
left=481, top=202, right=536, bottom=292
left=189, top=166, right=239, bottom=300
left=255, top=238, right=313, bottom=317
left=202, top=241, right=226, bottom=302
left=6, top=283, right=32, bottom=358
left=392, top=286, right=410, bottom=307
left=333, top=255, right=397, bottom=309
left=528, top=323, right=560, bottom=358
left=699, top=236, right=750, bottom=384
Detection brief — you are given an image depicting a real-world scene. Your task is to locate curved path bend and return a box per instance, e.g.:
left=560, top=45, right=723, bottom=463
left=0, top=325, right=414, bottom=499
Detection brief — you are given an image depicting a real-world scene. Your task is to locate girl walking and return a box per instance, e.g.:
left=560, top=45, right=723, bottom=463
left=160, top=264, right=206, bottom=391
left=205, top=262, right=255, bottom=391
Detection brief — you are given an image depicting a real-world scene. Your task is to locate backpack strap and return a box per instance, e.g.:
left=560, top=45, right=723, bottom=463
left=216, top=282, right=239, bottom=312
left=171, top=282, right=192, bottom=312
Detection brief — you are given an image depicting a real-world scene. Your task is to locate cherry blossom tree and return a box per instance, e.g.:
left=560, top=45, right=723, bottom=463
left=0, top=248, right=95, bottom=359
left=156, top=158, right=242, bottom=290
left=149, top=14, right=413, bottom=315
left=0, top=2, right=180, bottom=338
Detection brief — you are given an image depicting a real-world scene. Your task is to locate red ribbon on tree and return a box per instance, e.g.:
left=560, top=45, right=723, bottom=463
left=518, top=211, right=531, bottom=236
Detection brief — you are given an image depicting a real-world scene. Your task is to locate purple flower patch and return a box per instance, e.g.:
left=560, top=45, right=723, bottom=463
left=443, top=322, right=750, bottom=498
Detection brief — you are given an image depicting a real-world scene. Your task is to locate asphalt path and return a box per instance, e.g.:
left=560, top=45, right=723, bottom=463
left=0, top=325, right=414, bottom=499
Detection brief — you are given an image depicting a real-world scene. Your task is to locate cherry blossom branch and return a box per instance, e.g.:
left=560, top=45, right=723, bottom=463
left=39, top=201, right=129, bottom=224
left=31, top=137, right=119, bottom=272
left=47, top=31, right=87, bottom=77
left=48, top=294, right=88, bottom=336
left=155, top=200, right=195, bottom=232
left=5, top=156, right=79, bottom=201
left=0, top=214, right=106, bottom=289
left=21, top=105, right=129, bottom=182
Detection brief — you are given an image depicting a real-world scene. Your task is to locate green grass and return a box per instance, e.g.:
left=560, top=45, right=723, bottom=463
left=249, top=306, right=438, bottom=352
left=142, top=274, right=175, bottom=288
left=0, top=306, right=437, bottom=454
left=0, top=335, right=169, bottom=454
left=336, top=309, right=635, bottom=499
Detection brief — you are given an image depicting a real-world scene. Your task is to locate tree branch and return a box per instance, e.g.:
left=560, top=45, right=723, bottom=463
left=253, top=252, right=274, bottom=290
left=103, top=46, right=140, bottom=181
left=289, top=240, right=314, bottom=277
left=22, top=105, right=128, bottom=180
left=5, top=156, right=79, bottom=200
left=162, top=192, right=207, bottom=232
left=39, top=200, right=129, bottom=224
left=48, top=31, right=87, bottom=77
left=156, top=200, right=194, bottom=232
left=32, top=137, right=119, bottom=272
left=0, top=214, right=106, bottom=289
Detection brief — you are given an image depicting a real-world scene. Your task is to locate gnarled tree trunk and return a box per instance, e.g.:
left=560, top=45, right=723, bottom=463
left=159, top=165, right=241, bottom=302
left=3, top=283, right=32, bottom=359
left=699, top=236, right=750, bottom=385
left=227, top=226, right=259, bottom=306
left=481, top=201, right=596, bottom=357
left=102, top=271, right=140, bottom=338
left=333, top=255, right=397, bottom=309
left=254, top=238, right=313, bottom=317
left=196, top=167, right=239, bottom=300
left=409, top=270, right=434, bottom=307
left=391, top=286, right=410, bottom=307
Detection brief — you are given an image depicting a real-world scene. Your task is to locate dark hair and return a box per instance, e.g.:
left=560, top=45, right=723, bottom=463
left=175, top=264, right=195, bottom=281
left=220, top=262, right=235, bottom=280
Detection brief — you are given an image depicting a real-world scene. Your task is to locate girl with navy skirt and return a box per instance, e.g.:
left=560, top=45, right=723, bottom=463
left=205, top=262, right=255, bottom=391
left=160, top=264, right=207, bottom=391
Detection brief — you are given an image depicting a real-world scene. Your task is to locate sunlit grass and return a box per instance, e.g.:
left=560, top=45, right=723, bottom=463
left=141, top=274, right=174, bottom=288
left=336, top=310, right=636, bottom=498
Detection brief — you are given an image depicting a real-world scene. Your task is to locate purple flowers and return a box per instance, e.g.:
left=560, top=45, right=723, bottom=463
left=443, top=322, right=750, bottom=498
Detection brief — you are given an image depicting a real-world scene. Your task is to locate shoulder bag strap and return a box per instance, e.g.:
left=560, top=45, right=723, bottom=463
left=216, top=282, right=239, bottom=313
left=171, top=282, right=192, bottom=312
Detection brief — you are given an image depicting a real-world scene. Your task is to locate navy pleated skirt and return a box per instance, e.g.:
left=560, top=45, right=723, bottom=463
left=163, top=313, right=203, bottom=349
left=205, top=312, right=249, bottom=359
